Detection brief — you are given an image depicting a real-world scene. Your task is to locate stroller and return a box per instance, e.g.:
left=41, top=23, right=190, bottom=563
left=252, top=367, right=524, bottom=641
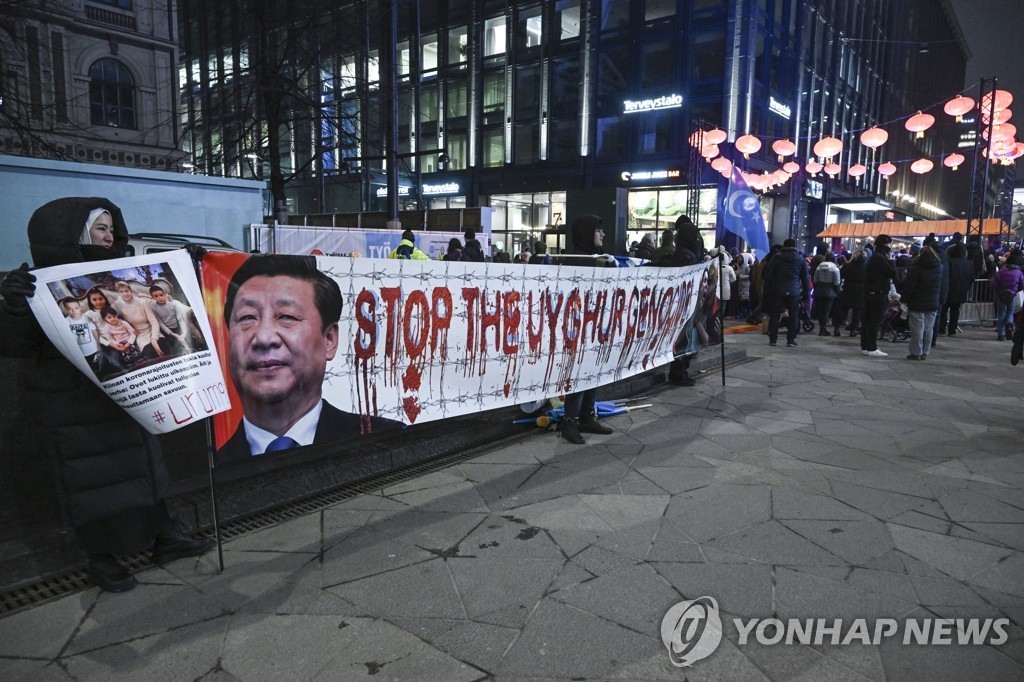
left=878, top=294, right=911, bottom=343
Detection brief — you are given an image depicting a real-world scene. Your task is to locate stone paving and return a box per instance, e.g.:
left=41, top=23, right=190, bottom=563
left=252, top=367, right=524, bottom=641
left=1, top=324, right=1023, bottom=680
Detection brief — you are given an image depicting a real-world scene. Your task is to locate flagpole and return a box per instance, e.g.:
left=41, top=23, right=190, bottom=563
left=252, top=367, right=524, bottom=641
left=719, top=251, right=726, bottom=386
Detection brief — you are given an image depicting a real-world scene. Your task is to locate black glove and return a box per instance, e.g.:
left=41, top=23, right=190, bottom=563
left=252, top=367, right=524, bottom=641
left=183, top=243, right=208, bottom=263
left=1, top=263, right=36, bottom=313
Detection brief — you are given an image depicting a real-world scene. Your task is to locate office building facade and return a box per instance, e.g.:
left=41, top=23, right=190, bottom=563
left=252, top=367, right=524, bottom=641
left=178, top=0, right=970, bottom=254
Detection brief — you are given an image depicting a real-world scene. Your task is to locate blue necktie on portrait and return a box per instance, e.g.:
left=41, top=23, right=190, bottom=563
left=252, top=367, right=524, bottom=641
left=264, top=436, right=299, bottom=453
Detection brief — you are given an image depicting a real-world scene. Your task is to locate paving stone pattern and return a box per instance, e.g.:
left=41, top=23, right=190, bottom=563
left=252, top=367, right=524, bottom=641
left=1, top=326, right=1023, bottom=680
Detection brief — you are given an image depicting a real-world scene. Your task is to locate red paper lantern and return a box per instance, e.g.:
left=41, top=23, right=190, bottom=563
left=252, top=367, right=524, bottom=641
left=813, top=136, right=843, bottom=159
left=981, top=89, right=1013, bottom=113
left=905, top=111, right=935, bottom=139
left=911, top=158, right=934, bottom=174
left=983, top=123, right=1017, bottom=144
left=701, top=143, right=720, bottom=160
left=943, top=153, right=965, bottom=171
left=860, top=127, right=889, bottom=149
left=982, top=108, right=1013, bottom=126
left=711, top=157, right=732, bottom=175
left=735, top=134, right=762, bottom=159
left=943, top=95, right=975, bottom=122
left=782, top=161, right=801, bottom=174
left=704, top=128, right=727, bottom=145
left=772, top=139, right=797, bottom=162
left=824, top=162, right=841, bottom=176
left=848, top=164, right=867, bottom=177
left=878, top=162, right=897, bottom=178
left=805, top=161, right=823, bottom=176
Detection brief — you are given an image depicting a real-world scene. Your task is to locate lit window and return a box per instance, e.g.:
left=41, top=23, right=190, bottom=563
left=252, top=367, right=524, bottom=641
left=557, top=0, right=581, bottom=39
left=89, top=58, right=136, bottom=129
left=422, top=34, right=438, bottom=71
left=484, top=17, right=507, bottom=56
left=448, top=26, right=468, bottom=64
left=517, top=6, right=543, bottom=48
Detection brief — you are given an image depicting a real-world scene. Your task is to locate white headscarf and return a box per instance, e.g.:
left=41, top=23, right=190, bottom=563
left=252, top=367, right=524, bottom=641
left=80, top=208, right=112, bottom=246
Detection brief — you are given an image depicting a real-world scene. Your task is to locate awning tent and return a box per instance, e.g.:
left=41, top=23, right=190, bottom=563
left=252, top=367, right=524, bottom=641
left=817, top=218, right=1008, bottom=239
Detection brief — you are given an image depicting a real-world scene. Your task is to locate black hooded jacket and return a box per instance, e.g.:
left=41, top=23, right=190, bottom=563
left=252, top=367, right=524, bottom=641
left=898, top=247, right=943, bottom=312
left=0, top=197, right=167, bottom=554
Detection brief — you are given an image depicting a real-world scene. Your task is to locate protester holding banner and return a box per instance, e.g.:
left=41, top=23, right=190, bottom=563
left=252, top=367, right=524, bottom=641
left=654, top=214, right=705, bottom=386
left=218, top=255, right=401, bottom=462
left=553, top=215, right=618, bottom=445
left=0, top=197, right=214, bottom=592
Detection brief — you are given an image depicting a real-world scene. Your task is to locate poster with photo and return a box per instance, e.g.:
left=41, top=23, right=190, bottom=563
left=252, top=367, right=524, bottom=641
left=27, top=249, right=231, bottom=434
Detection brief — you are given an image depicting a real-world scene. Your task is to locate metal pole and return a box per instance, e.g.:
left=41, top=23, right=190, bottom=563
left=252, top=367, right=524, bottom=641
left=204, top=418, right=225, bottom=573
left=719, top=252, right=726, bottom=386
left=383, top=0, right=400, bottom=229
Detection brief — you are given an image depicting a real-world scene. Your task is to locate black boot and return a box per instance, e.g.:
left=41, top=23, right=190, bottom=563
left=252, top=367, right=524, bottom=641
left=558, top=417, right=585, bottom=444
left=153, top=520, right=216, bottom=565
left=87, top=554, right=137, bottom=593
left=578, top=412, right=614, bottom=435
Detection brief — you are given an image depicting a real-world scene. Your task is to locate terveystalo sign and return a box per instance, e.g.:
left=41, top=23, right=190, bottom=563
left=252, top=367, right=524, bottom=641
left=623, top=94, right=683, bottom=114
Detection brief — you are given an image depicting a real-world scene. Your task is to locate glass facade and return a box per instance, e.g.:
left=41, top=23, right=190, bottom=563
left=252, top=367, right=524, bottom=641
left=178, top=0, right=966, bottom=250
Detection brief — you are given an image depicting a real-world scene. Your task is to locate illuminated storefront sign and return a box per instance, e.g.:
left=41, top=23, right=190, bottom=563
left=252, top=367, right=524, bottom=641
left=422, top=182, right=460, bottom=196
left=621, top=169, right=682, bottom=183
left=769, top=96, right=791, bottom=120
left=375, top=186, right=411, bottom=198
left=623, top=94, right=683, bottom=114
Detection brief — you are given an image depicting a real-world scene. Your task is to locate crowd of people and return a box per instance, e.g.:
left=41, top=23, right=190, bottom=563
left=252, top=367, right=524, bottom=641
left=720, top=230, right=1024, bottom=361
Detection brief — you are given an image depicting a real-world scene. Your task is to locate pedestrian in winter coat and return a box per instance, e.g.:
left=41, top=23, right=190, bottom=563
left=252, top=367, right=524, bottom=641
left=0, top=197, right=214, bottom=593
left=763, top=238, right=810, bottom=347
left=838, top=250, right=866, bottom=335
left=557, top=214, right=617, bottom=445
left=861, top=235, right=898, bottom=356
left=812, top=251, right=842, bottom=336
left=898, top=245, right=943, bottom=359
left=443, top=237, right=464, bottom=262
left=941, top=243, right=975, bottom=336
left=634, top=232, right=656, bottom=261
left=651, top=229, right=675, bottom=262
left=992, top=263, right=1024, bottom=340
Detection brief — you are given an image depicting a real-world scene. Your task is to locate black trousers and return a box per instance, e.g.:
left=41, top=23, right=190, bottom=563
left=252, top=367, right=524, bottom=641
left=768, top=295, right=801, bottom=344
left=861, top=296, right=886, bottom=351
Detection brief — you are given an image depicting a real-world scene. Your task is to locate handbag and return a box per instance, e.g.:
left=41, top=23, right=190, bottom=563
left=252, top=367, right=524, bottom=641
left=1013, top=290, right=1024, bottom=314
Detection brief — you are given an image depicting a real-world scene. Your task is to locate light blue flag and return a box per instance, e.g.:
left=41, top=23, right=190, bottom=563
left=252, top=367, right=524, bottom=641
left=722, top=167, right=770, bottom=260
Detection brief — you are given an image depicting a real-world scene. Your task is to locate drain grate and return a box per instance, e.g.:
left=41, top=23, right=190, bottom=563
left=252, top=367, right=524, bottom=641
left=0, top=429, right=538, bottom=619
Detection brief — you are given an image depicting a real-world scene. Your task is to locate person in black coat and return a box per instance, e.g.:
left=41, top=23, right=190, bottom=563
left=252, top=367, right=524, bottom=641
left=762, top=238, right=810, bottom=347
left=0, top=198, right=214, bottom=592
left=861, top=234, right=898, bottom=356
left=839, top=249, right=866, bottom=336
left=556, top=214, right=617, bottom=444
left=655, top=214, right=704, bottom=385
left=443, top=237, right=464, bottom=262
left=941, top=243, right=975, bottom=336
left=898, top=245, right=943, bottom=360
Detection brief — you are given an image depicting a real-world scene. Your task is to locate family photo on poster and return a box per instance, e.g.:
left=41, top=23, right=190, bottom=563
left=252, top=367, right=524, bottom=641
left=28, top=249, right=231, bottom=434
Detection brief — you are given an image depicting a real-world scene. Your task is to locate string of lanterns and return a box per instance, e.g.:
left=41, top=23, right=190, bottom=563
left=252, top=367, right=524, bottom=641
left=690, top=83, right=1022, bottom=192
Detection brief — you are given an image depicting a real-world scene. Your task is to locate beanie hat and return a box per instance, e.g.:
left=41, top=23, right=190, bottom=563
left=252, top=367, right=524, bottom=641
left=783, top=238, right=796, bottom=248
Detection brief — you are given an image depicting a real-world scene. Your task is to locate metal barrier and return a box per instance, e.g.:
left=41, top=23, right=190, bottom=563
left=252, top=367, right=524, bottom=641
left=959, top=278, right=996, bottom=326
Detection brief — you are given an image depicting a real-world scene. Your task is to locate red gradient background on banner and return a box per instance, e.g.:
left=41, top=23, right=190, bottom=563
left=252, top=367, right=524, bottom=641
left=200, top=251, right=249, bottom=450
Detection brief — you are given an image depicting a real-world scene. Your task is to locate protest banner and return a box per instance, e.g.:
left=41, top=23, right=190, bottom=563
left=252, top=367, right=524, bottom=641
left=202, top=253, right=716, bottom=462
left=27, top=249, right=231, bottom=434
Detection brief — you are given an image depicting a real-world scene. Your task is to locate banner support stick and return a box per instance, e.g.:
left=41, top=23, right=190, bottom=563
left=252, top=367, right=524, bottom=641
left=204, top=418, right=225, bottom=573
left=719, top=252, right=726, bottom=386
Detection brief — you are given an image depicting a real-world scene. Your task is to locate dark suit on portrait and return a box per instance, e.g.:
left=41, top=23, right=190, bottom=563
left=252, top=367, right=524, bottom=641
left=217, top=400, right=401, bottom=465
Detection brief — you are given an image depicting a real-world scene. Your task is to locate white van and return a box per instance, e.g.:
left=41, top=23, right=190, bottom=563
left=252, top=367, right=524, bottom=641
left=126, top=233, right=241, bottom=256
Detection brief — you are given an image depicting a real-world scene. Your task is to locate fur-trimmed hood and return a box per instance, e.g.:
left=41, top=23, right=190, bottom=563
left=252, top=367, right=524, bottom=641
left=28, top=197, right=129, bottom=267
